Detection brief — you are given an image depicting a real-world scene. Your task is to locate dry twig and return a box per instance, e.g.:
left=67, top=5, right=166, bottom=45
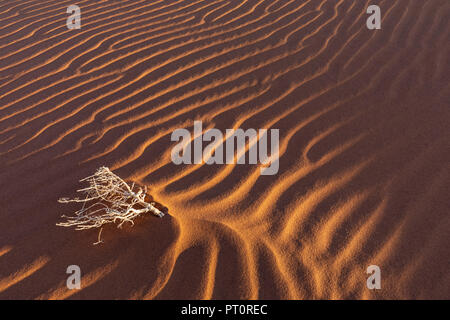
left=57, top=167, right=164, bottom=243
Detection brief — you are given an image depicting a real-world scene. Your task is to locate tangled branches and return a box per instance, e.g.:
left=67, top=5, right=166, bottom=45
left=57, top=167, right=164, bottom=243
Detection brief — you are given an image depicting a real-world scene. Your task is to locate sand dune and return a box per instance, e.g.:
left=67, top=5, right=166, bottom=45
left=0, top=0, right=449, bottom=299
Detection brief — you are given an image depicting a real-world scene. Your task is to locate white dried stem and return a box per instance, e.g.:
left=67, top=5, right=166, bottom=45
left=57, top=167, right=164, bottom=239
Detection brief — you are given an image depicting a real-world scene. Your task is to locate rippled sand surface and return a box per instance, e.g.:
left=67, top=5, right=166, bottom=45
left=0, top=0, right=449, bottom=299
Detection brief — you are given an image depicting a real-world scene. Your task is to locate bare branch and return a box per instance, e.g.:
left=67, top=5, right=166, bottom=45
left=57, top=167, right=164, bottom=243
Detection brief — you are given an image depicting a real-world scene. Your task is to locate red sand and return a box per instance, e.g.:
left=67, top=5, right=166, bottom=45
left=0, top=0, right=449, bottom=299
